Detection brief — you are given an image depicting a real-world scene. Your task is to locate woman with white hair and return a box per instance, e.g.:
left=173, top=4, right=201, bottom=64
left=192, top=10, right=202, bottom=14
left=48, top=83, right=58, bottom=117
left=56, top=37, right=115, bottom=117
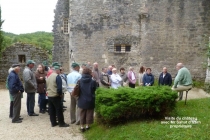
left=110, top=68, right=122, bottom=89
left=127, top=67, right=136, bottom=88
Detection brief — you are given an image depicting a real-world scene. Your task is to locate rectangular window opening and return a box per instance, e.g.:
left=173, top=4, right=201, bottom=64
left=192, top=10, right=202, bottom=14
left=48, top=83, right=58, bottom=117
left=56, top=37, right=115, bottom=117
left=63, top=19, right=69, bottom=34
left=18, top=55, right=26, bottom=63
left=114, top=44, right=131, bottom=53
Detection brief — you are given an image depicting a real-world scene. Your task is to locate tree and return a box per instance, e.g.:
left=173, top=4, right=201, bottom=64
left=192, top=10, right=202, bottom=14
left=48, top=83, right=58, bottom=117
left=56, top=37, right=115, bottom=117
left=0, top=6, right=4, bottom=56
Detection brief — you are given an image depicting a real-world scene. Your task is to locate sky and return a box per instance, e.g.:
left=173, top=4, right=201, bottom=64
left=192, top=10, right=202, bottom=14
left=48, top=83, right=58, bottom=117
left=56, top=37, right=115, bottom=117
left=0, top=0, right=58, bottom=34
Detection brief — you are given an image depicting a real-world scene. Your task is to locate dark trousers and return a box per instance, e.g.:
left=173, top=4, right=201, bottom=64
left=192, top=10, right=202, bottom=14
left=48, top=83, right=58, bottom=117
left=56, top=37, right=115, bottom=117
left=129, top=83, right=135, bottom=88
left=26, top=92, right=35, bottom=115
left=38, top=95, right=40, bottom=105
left=9, top=101, right=14, bottom=118
left=12, top=93, right=22, bottom=122
left=48, top=96, right=65, bottom=126
left=39, top=93, right=47, bottom=111
left=61, top=93, right=64, bottom=107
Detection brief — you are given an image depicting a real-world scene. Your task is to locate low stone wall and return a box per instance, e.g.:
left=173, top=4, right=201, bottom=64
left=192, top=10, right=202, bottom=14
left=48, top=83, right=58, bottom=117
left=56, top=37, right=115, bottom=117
left=0, top=43, right=48, bottom=82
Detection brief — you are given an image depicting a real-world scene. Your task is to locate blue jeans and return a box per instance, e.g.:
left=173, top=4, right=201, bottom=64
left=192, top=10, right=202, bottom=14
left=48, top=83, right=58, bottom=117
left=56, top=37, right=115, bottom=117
left=39, top=93, right=47, bottom=111
left=26, top=93, right=35, bottom=115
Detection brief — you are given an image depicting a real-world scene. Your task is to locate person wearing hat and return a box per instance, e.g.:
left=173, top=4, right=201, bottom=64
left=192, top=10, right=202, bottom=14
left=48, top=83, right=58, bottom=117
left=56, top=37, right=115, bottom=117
left=46, top=65, right=69, bottom=127
left=47, top=62, right=61, bottom=78
left=23, top=60, right=39, bottom=116
left=143, top=68, right=154, bottom=86
left=42, top=60, right=49, bottom=72
left=67, top=62, right=82, bottom=125
left=110, top=68, right=122, bottom=89
left=8, top=64, right=24, bottom=123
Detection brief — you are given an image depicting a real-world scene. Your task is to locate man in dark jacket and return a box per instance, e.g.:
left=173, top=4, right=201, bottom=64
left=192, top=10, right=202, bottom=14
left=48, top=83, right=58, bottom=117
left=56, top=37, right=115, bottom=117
left=158, top=67, right=172, bottom=86
left=8, top=64, right=24, bottom=123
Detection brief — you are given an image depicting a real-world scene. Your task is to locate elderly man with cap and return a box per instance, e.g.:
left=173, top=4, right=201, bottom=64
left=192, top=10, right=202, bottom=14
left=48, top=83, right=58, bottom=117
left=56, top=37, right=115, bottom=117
left=46, top=65, right=69, bottom=127
left=67, top=62, right=82, bottom=125
left=47, top=62, right=61, bottom=78
left=23, top=60, right=39, bottom=116
left=8, top=64, right=24, bottom=123
left=172, top=63, right=192, bottom=100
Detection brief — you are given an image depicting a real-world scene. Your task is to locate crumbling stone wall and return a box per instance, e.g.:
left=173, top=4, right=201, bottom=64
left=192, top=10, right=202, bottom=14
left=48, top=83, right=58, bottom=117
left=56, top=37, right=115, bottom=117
left=53, top=0, right=210, bottom=79
left=52, top=0, right=70, bottom=72
left=0, top=43, right=48, bottom=82
left=140, top=0, right=210, bottom=79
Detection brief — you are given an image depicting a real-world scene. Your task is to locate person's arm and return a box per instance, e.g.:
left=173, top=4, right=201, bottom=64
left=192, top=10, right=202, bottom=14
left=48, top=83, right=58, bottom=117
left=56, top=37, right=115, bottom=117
left=117, top=75, right=122, bottom=82
left=8, top=75, right=19, bottom=93
left=124, top=74, right=128, bottom=82
left=158, top=74, right=161, bottom=86
left=56, top=75, right=62, bottom=96
left=24, top=70, right=35, bottom=88
left=92, top=80, right=97, bottom=93
left=174, top=71, right=183, bottom=88
left=35, top=73, right=45, bottom=84
left=111, top=75, right=119, bottom=84
left=100, top=75, right=109, bottom=86
left=168, top=74, right=172, bottom=86
left=19, top=78, right=24, bottom=92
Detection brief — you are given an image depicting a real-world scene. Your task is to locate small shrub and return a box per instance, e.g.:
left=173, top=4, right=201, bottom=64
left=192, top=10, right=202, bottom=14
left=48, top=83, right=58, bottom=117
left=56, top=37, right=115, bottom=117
left=95, top=86, right=178, bottom=124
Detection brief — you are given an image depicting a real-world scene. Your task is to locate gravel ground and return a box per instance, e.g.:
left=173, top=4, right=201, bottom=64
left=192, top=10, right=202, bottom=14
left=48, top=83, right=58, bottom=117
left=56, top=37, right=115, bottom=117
left=0, top=89, right=84, bottom=140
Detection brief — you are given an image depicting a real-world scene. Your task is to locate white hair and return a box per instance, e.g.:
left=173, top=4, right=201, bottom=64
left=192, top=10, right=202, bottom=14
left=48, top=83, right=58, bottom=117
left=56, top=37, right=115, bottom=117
left=8, top=68, right=14, bottom=74
left=129, top=67, right=133, bottom=70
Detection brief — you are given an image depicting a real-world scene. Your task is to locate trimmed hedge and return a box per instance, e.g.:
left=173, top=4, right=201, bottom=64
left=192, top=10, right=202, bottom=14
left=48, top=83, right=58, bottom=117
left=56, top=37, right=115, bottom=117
left=95, top=86, right=178, bottom=124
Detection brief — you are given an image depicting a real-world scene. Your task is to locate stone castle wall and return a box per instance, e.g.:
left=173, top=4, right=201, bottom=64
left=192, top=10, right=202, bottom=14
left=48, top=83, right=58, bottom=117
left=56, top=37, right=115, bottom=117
left=140, top=0, right=210, bottom=79
left=52, top=0, right=70, bottom=72
left=0, top=43, right=48, bottom=82
left=54, top=0, right=210, bottom=79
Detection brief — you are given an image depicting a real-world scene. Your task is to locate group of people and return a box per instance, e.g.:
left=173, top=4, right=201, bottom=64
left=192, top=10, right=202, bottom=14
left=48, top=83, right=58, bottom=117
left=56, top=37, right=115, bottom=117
left=7, top=60, right=192, bottom=132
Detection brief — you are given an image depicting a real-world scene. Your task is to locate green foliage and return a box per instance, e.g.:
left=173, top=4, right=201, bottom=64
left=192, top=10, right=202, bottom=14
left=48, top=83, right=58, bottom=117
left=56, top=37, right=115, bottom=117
left=85, top=98, right=210, bottom=140
left=2, top=31, right=53, bottom=60
left=0, top=6, right=5, bottom=57
left=95, top=86, right=178, bottom=124
left=192, top=80, right=204, bottom=88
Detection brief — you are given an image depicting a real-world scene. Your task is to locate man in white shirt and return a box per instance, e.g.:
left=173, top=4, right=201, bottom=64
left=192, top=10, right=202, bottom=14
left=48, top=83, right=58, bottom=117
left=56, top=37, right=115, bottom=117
left=110, top=68, right=122, bottom=89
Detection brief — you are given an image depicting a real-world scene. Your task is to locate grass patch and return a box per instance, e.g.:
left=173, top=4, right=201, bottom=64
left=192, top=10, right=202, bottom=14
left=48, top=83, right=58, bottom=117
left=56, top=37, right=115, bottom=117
left=84, top=98, right=210, bottom=140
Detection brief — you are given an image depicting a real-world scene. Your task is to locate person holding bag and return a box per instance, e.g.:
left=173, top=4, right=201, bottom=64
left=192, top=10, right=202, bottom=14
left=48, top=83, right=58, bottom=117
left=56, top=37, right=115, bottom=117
left=78, top=67, right=97, bottom=132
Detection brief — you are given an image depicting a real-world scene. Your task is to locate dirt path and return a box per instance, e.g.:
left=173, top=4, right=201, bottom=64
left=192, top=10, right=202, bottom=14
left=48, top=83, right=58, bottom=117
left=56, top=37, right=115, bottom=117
left=181, top=88, right=210, bottom=100
left=0, top=89, right=84, bottom=140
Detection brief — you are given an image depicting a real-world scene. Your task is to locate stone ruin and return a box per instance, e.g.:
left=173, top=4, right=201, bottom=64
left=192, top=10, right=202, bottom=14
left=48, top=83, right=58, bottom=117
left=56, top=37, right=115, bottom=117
left=53, top=0, right=210, bottom=80
left=0, top=43, right=48, bottom=82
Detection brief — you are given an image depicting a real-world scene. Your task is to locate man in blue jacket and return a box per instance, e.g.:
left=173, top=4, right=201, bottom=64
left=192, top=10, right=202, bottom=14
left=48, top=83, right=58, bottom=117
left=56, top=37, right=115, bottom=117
left=8, top=64, right=24, bottom=123
left=158, top=67, right=172, bottom=86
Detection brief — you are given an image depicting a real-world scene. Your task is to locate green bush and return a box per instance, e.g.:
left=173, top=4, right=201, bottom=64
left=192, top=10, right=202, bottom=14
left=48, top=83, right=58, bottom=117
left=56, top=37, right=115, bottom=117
left=95, top=86, right=178, bottom=124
